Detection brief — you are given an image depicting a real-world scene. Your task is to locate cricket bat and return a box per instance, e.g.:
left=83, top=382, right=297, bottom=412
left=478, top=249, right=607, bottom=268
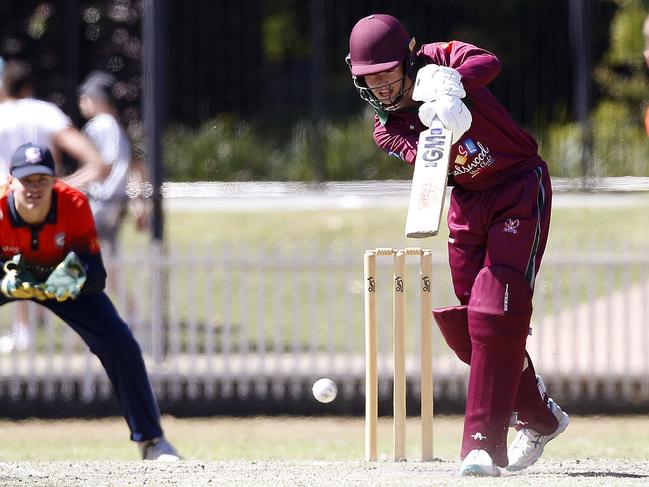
left=404, top=119, right=452, bottom=238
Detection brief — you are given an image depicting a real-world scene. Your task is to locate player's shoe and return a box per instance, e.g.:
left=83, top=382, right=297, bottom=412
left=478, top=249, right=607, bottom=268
left=507, top=376, right=570, bottom=472
left=460, top=449, right=501, bottom=477
left=139, top=437, right=182, bottom=461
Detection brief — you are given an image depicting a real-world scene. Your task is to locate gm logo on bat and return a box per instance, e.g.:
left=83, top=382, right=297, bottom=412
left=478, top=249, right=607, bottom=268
left=420, top=128, right=449, bottom=166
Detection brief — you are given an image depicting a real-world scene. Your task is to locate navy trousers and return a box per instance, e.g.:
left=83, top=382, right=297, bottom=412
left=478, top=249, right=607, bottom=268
left=2, top=292, right=163, bottom=442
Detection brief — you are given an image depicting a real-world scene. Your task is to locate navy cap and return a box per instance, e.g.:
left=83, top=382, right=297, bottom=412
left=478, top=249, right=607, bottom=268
left=10, top=143, right=55, bottom=179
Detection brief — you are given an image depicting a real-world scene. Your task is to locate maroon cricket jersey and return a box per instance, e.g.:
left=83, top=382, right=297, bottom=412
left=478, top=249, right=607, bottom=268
left=373, top=41, right=543, bottom=191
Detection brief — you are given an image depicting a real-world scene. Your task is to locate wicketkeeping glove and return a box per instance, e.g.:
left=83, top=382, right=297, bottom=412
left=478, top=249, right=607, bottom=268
left=1, top=254, right=47, bottom=300
left=41, top=252, right=87, bottom=302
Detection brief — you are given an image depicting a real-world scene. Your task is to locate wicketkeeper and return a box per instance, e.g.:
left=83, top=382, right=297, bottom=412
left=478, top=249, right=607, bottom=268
left=0, top=142, right=180, bottom=461
left=347, top=14, right=569, bottom=476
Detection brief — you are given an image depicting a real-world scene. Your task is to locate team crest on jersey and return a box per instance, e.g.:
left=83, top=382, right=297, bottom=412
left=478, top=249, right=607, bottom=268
left=463, top=138, right=478, bottom=155
left=54, top=233, right=66, bottom=247
left=452, top=140, right=495, bottom=178
left=503, top=218, right=520, bottom=234
left=456, top=145, right=468, bottom=165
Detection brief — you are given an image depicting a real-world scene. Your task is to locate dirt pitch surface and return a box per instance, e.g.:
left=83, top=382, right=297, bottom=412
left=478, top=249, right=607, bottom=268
left=1, top=459, right=648, bottom=487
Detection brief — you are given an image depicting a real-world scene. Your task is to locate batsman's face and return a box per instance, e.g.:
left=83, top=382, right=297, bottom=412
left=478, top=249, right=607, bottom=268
left=11, top=174, right=55, bottom=212
left=364, top=65, right=407, bottom=104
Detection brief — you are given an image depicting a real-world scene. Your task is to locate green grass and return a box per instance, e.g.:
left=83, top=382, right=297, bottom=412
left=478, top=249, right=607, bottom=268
left=119, top=195, right=649, bottom=255
left=10, top=198, right=642, bottom=355
left=0, top=415, right=648, bottom=461
left=119, top=198, right=649, bottom=316
left=121, top=207, right=441, bottom=252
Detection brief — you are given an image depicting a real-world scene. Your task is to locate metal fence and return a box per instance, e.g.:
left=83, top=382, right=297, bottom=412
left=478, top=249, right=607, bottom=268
left=0, top=236, right=648, bottom=414
left=0, top=1, right=617, bottom=130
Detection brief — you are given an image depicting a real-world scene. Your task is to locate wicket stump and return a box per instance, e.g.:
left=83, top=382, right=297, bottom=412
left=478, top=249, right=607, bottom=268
left=364, top=247, right=433, bottom=462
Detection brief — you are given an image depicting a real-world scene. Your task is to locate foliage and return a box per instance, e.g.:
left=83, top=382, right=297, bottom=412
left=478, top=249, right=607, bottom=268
left=540, top=0, right=649, bottom=177
left=319, top=109, right=411, bottom=180
left=164, top=116, right=272, bottom=181
left=161, top=0, right=649, bottom=180
left=539, top=101, right=649, bottom=177
left=262, top=0, right=309, bottom=63
left=607, top=1, right=647, bottom=66
left=591, top=101, right=648, bottom=175
left=538, top=123, right=584, bottom=178
left=5, top=1, right=649, bottom=179
left=163, top=109, right=409, bottom=181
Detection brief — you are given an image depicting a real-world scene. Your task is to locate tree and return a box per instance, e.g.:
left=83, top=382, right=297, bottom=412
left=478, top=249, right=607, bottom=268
left=541, top=0, right=649, bottom=177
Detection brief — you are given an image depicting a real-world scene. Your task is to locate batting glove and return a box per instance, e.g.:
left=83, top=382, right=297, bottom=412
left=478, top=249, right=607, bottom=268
left=1, top=254, right=46, bottom=300
left=42, top=252, right=87, bottom=302
left=412, top=64, right=466, bottom=102
left=418, top=95, right=472, bottom=144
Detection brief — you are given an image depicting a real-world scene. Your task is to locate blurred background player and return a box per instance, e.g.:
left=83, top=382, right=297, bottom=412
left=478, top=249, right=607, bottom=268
left=0, top=59, right=105, bottom=184
left=78, top=71, right=147, bottom=310
left=0, top=142, right=180, bottom=461
left=347, top=14, right=569, bottom=476
left=0, top=56, right=5, bottom=102
left=0, top=59, right=106, bottom=353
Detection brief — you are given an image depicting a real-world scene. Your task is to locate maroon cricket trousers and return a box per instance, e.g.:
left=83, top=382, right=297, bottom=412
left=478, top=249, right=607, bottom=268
left=446, top=163, right=559, bottom=466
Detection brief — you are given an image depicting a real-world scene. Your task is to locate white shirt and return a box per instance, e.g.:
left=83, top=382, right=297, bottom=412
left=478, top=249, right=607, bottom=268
left=0, top=98, right=71, bottom=177
left=83, top=113, right=131, bottom=203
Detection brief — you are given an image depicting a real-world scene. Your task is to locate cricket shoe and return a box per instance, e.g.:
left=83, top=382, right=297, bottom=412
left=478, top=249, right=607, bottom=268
left=139, top=437, right=182, bottom=461
left=507, top=377, right=570, bottom=472
left=460, top=449, right=501, bottom=477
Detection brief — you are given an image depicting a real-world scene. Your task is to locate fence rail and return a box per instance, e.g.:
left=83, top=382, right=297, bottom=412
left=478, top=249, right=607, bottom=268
left=0, top=243, right=647, bottom=414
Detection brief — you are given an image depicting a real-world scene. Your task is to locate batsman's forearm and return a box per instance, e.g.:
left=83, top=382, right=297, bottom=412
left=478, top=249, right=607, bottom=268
left=449, top=44, right=500, bottom=88
left=373, top=122, right=419, bottom=165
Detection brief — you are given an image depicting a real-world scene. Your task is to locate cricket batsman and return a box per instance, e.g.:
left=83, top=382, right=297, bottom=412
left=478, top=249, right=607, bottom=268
left=347, top=14, right=569, bottom=476
left=0, top=142, right=180, bottom=461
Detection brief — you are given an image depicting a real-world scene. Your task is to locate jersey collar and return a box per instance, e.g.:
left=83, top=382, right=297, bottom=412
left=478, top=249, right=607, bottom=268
left=375, top=106, right=390, bottom=126
left=375, top=104, right=419, bottom=127
left=8, top=190, right=58, bottom=227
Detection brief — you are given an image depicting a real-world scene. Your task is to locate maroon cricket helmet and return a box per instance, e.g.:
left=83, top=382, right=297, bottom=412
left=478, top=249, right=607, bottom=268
left=348, top=14, right=412, bottom=76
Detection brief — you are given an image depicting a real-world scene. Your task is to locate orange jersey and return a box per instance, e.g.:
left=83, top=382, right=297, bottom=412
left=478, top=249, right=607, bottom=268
left=0, top=180, right=101, bottom=269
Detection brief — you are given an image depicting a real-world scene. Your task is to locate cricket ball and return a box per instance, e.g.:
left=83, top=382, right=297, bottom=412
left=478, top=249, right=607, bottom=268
left=312, top=378, right=337, bottom=403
